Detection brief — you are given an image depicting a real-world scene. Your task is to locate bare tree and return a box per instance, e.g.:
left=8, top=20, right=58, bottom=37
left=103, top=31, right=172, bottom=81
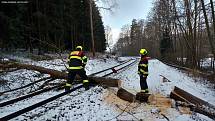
left=200, top=0, right=215, bottom=57
left=105, top=25, right=113, bottom=53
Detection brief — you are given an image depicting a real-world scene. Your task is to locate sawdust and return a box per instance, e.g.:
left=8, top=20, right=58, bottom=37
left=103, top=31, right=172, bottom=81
left=148, top=93, right=173, bottom=114
left=178, top=106, right=192, bottom=114
left=102, top=89, right=190, bottom=120
left=148, top=94, right=172, bottom=107
left=102, top=88, right=138, bottom=112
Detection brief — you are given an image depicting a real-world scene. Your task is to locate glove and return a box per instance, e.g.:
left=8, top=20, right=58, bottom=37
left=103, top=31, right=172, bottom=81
left=82, top=63, right=86, bottom=67
left=143, top=74, right=148, bottom=78
left=138, top=71, right=141, bottom=75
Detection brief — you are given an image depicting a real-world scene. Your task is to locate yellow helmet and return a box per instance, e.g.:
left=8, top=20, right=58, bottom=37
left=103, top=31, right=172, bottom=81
left=139, top=49, right=147, bottom=55
left=76, top=46, right=83, bottom=51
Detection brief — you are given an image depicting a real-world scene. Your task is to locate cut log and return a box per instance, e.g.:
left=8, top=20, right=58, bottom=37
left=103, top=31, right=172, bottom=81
left=136, top=92, right=150, bottom=102
left=170, top=86, right=215, bottom=120
left=170, top=86, right=215, bottom=108
left=0, top=62, right=121, bottom=87
left=117, top=88, right=135, bottom=102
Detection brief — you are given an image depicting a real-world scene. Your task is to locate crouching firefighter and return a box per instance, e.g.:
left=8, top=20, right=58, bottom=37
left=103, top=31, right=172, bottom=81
left=138, top=48, right=149, bottom=93
left=65, top=46, right=89, bottom=91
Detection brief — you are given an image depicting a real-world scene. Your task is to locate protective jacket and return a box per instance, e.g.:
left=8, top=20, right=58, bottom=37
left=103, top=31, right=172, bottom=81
left=68, top=51, right=88, bottom=70
left=138, top=56, right=148, bottom=76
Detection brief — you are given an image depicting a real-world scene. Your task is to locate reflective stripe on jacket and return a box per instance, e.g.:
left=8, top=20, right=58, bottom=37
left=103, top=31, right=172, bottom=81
left=138, top=56, right=148, bottom=75
left=68, top=51, right=88, bottom=69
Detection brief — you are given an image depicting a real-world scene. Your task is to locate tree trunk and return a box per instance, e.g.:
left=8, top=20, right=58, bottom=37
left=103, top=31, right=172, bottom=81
left=170, top=86, right=215, bottom=108
left=170, top=86, right=215, bottom=119
left=201, top=0, right=215, bottom=58
left=89, top=0, right=95, bottom=57
left=117, top=88, right=136, bottom=102
left=0, top=62, right=121, bottom=87
left=210, top=0, right=215, bottom=38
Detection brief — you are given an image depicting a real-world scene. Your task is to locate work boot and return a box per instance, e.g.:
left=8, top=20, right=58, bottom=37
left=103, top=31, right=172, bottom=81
left=65, top=83, right=72, bottom=92
left=84, top=82, right=89, bottom=90
left=83, top=80, right=89, bottom=91
left=140, top=89, right=149, bottom=94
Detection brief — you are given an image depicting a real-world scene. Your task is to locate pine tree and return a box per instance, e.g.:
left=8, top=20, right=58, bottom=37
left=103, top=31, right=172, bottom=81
left=0, top=0, right=106, bottom=53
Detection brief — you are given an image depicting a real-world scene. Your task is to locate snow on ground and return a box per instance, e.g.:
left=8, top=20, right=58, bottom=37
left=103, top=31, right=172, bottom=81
left=148, top=60, right=215, bottom=105
left=113, top=59, right=215, bottom=105
left=0, top=56, right=214, bottom=121
left=201, top=58, right=214, bottom=67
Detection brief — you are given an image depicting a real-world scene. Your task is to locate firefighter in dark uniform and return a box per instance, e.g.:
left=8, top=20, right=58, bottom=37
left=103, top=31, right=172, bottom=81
left=65, top=46, right=89, bottom=91
left=138, top=48, right=149, bottom=93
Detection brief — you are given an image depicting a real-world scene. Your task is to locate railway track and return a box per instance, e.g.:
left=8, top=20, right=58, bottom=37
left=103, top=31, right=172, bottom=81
left=0, top=77, right=52, bottom=95
left=0, top=58, right=138, bottom=120
left=0, top=59, right=132, bottom=95
left=0, top=59, right=134, bottom=107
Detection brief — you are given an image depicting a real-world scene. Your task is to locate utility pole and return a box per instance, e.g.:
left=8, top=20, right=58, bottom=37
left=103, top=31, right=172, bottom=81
left=89, top=0, right=95, bottom=57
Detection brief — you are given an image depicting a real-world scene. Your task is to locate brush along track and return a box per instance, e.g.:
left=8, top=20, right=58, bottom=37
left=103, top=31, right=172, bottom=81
left=161, top=61, right=211, bottom=76
left=0, top=59, right=138, bottom=120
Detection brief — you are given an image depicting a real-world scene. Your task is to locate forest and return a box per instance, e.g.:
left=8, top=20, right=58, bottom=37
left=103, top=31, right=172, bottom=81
left=0, top=0, right=106, bottom=54
left=113, top=0, right=215, bottom=71
left=1, top=0, right=215, bottom=71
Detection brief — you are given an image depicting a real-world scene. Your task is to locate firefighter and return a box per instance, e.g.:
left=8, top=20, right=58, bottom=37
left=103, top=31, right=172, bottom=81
left=65, top=45, right=89, bottom=91
left=138, top=48, right=149, bottom=93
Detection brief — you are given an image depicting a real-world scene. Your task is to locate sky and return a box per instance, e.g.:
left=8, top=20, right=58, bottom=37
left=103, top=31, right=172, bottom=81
left=96, top=0, right=154, bottom=45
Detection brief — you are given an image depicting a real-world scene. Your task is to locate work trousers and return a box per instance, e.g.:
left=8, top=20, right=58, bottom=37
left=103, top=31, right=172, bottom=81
left=140, top=75, right=148, bottom=90
left=67, top=69, right=89, bottom=89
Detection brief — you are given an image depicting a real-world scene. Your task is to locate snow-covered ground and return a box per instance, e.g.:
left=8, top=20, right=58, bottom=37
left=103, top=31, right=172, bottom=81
left=0, top=56, right=214, bottom=121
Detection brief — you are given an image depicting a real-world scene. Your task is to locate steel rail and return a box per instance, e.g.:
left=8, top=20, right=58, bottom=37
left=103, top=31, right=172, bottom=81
left=0, top=85, right=84, bottom=121
left=0, top=84, right=61, bottom=107
left=89, top=59, right=132, bottom=76
left=0, top=77, right=52, bottom=94
left=0, top=59, right=132, bottom=95
left=0, top=59, right=136, bottom=108
left=0, top=59, right=138, bottom=120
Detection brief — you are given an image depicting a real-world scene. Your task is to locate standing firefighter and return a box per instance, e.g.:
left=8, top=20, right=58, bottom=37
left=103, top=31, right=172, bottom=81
left=65, top=46, right=89, bottom=91
left=138, top=49, right=149, bottom=93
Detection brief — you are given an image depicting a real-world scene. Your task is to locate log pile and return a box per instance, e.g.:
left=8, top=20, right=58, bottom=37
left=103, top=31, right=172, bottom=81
left=170, top=86, right=215, bottom=120
left=117, top=86, right=215, bottom=119
left=170, top=86, right=215, bottom=108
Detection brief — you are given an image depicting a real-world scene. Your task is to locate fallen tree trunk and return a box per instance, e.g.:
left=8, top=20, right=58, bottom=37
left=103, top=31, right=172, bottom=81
left=0, top=68, right=19, bottom=74
left=0, top=62, right=121, bottom=87
left=170, top=86, right=215, bottom=119
left=175, top=101, right=215, bottom=120
left=170, top=86, right=215, bottom=108
left=0, top=62, right=67, bottom=79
